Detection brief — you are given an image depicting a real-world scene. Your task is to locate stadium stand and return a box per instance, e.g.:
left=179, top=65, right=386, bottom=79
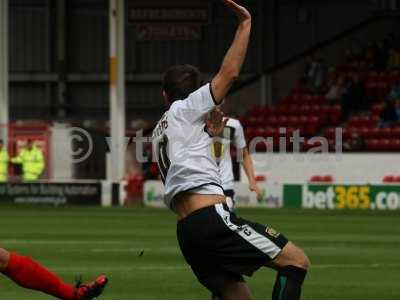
left=241, top=35, right=400, bottom=153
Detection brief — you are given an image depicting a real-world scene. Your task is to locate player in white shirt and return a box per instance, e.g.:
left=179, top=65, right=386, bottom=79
left=152, top=1, right=310, bottom=299
left=207, top=111, right=262, bottom=210
left=152, top=82, right=223, bottom=210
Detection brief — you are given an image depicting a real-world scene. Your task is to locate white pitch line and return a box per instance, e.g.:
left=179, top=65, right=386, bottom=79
left=46, top=265, right=189, bottom=272
left=55, top=247, right=180, bottom=253
left=36, top=263, right=400, bottom=273
left=89, top=247, right=179, bottom=253
left=0, top=239, right=132, bottom=245
left=312, top=263, right=400, bottom=269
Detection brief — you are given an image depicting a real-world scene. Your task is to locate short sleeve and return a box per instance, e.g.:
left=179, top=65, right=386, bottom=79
left=234, top=120, right=247, bottom=149
left=170, top=83, right=217, bottom=123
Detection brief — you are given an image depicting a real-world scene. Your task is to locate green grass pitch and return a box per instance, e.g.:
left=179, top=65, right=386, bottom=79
left=0, top=205, right=399, bottom=299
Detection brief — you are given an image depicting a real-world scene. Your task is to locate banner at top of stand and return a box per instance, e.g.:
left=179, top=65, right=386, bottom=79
left=128, top=7, right=210, bottom=23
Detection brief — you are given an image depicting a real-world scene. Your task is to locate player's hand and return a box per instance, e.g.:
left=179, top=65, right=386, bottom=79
left=249, top=180, right=262, bottom=200
left=222, top=0, right=251, bottom=23
left=206, top=107, right=228, bottom=137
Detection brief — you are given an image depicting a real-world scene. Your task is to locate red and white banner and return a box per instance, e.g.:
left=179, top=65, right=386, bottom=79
left=129, top=7, right=209, bottom=23
left=136, top=23, right=202, bottom=41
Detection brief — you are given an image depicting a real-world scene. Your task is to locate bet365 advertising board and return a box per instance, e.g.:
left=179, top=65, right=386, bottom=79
left=283, top=184, right=400, bottom=210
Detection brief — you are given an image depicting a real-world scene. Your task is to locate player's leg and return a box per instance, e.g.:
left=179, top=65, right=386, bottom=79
left=177, top=205, right=252, bottom=300
left=212, top=191, right=236, bottom=299
left=0, top=247, right=76, bottom=299
left=220, top=280, right=252, bottom=300
left=211, top=204, right=309, bottom=300
left=0, top=247, right=107, bottom=300
left=0, top=247, right=10, bottom=270
left=199, top=270, right=252, bottom=300
left=268, top=242, right=310, bottom=300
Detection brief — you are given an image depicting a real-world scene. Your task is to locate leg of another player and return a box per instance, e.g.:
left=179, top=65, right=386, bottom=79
left=269, top=242, right=310, bottom=300
left=0, top=247, right=108, bottom=300
left=0, top=247, right=77, bottom=299
left=220, top=280, right=252, bottom=300
left=0, top=247, right=10, bottom=270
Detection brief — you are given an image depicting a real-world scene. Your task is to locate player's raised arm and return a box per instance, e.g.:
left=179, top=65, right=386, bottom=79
left=211, top=0, right=252, bottom=104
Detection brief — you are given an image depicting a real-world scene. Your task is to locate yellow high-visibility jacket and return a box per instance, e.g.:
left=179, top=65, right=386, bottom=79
left=12, top=146, right=45, bottom=181
left=0, top=148, right=9, bottom=182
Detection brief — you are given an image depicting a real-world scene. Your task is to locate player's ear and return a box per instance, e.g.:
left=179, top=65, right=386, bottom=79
left=162, top=90, right=170, bottom=104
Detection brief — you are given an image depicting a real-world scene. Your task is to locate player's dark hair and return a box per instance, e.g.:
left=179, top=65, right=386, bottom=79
left=162, top=64, right=201, bottom=103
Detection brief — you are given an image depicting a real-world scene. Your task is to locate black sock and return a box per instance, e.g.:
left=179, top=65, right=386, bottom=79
left=272, top=266, right=307, bottom=300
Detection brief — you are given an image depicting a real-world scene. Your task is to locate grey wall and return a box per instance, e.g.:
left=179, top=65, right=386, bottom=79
left=8, top=0, right=383, bottom=122
left=275, top=0, right=378, bottom=64
left=273, top=17, right=400, bottom=102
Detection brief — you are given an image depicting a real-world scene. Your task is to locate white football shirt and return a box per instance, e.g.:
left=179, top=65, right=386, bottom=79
left=213, top=118, right=247, bottom=191
left=152, top=83, right=224, bottom=211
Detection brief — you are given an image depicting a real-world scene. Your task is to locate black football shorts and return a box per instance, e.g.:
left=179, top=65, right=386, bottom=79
left=176, top=203, right=288, bottom=296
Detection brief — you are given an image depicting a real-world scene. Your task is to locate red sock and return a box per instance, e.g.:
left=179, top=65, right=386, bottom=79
left=2, top=252, right=76, bottom=300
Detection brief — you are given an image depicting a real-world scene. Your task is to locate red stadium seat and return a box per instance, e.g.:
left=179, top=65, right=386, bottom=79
left=383, top=175, right=395, bottom=183
left=309, top=175, right=322, bottom=183
left=372, top=104, right=383, bottom=116
left=359, top=127, right=371, bottom=138
left=301, top=105, right=311, bottom=114
left=369, top=128, right=380, bottom=139
left=256, top=175, right=267, bottom=182
left=329, top=105, right=342, bottom=124
left=266, top=116, right=278, bottom=126
left=278, top=116, right=288, bottom=126
left=392, top=127, right=400, bottom=138
left=281, top=96, right=291, bottom=103
left=390, top=139, right=400, bottom=151
left=245, top=127, right=257, bottom=140
left=310, top=105, right=321, bottom=114
left=248, top=116, right=258, bottom=126
left=287, top=116, right=299, bottom=127
left=291, top=93, right=302, bottom=102
left=324, top=127, right=335, bottom=139
left=380, top=128, right=392, bottom=139
left=365, top=139, right=379, bottom=151
left=379, top=139, right=391, bottom=151
left=322, top=175, right=334, bottom=183
left=309, top=175, right=333, bottom=183
left=256, top=127, right=266, bottom=137
left=256, top=116, right=266, bottom=127
left=288, top=105, right=300, bottom=115
left=276, top=105, right=289, bottom=116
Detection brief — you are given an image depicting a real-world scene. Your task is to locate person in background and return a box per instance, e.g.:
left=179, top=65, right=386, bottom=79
left=387, top=46, right=400, bottom=70
left=0, top=139, right=9, bottom=182
left=11, top=139, right=45, bottom=181
left=343, top=133, right=365, bottom=152
left=313, top=58, right=328, bottom=93
left=304, top=55, right=318, bottom=81
left=379, top=99, right=400, bottom=128
left=206, top=107, right=262, bottom=211
left=325, top=76, right=347, bottom=104
left=341, top=74, right=366, bottom=120
left=389, top=80, right=400, bottom=101
left=365, top=42, right=377, bottom=69
left=304, top=56, right=327, bottom=93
